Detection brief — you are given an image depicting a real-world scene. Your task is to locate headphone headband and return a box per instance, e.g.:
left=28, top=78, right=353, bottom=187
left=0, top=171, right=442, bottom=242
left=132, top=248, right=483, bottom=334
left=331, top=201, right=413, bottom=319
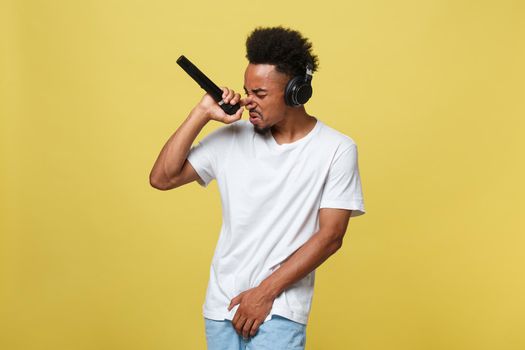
left=305, top=63, right=313, bottom=83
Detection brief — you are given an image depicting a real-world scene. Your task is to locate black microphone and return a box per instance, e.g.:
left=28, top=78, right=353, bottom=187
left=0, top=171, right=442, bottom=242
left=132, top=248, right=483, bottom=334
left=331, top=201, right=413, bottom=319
left=176, top=55, right=241, bottom=115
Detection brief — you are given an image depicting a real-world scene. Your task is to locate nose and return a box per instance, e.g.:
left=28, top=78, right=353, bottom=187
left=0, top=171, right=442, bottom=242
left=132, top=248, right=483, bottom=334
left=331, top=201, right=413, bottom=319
left=242, top=95, right=256, bottom=110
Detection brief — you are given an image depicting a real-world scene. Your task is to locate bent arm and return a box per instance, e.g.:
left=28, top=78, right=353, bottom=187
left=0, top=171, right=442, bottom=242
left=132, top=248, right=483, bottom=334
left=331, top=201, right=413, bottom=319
left=149, top=106, right=209, bottom=190
left=258, top=208, right=352, bottom=299
left=149, top=87, right=244, bottom=190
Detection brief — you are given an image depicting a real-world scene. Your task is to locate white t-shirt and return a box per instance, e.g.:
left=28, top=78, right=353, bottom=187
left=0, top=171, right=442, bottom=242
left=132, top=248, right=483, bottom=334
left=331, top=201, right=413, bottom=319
left=186, top=117, right=365, bottom=325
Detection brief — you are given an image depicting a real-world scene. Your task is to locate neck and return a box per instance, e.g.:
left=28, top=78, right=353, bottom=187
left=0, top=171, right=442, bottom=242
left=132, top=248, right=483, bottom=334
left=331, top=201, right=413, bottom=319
left=271, top=106, right=317, bottom=143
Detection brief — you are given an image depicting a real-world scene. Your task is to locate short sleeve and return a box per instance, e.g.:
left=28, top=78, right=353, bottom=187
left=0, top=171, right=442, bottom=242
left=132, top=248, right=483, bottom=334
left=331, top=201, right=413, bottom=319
left=319, top=144, right=366, bottom=217
left=186, top=123, right=236, bottom=188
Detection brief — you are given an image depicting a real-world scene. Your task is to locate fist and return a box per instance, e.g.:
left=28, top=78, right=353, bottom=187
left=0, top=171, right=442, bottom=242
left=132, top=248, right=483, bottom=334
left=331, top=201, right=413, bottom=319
left=198, top=87, right=245, bottom=124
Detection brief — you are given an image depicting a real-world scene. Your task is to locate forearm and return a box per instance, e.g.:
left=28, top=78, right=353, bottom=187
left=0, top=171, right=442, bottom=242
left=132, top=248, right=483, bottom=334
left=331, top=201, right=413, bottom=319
left=150, top=106, right=209, bottom=185
left=258, top=229, right=342, bottom=299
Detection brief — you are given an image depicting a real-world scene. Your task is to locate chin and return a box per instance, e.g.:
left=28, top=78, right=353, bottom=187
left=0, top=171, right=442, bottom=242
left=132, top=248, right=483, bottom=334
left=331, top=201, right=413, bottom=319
left=253, top=124, right=271, bottom=135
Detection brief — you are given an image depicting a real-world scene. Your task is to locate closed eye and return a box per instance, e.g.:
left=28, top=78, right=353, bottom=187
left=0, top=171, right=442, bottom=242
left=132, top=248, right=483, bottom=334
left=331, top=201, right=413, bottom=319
left=244, top=92, right=266, bottom=99
left=243, top=86, right=268, bottom=98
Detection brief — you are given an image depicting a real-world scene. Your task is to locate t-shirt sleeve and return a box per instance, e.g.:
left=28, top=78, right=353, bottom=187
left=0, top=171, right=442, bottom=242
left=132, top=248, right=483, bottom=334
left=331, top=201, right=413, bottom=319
left=186, top=123, right=235, bottom=188
left=319, top=143, right=366, bottom=217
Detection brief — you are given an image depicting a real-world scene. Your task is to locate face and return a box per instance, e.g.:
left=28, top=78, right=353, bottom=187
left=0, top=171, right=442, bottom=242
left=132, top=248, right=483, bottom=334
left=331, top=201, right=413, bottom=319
left=243, top=63, right=289, bottom=135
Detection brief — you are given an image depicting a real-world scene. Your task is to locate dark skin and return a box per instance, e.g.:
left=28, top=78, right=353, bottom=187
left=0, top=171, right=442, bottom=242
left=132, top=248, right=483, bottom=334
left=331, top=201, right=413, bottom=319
left=242, top=63, right=318, bottom=143
left=228, top=208, right=352, bottom=339
left=226, top=64, right=353, bottom=339
left=150, top=63, right=354, bottom=339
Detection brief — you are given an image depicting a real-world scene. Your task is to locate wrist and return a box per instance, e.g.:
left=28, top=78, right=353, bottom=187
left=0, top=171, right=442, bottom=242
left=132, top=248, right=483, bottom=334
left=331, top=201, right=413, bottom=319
left=191, top=105, right=211, bottom=123
left=259, top=278, right=282, bottom=300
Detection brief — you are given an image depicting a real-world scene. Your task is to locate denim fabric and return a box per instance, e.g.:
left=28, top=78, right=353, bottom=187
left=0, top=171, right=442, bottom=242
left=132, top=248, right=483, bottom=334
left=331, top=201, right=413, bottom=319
left=204, top=314, right=307, bottom=350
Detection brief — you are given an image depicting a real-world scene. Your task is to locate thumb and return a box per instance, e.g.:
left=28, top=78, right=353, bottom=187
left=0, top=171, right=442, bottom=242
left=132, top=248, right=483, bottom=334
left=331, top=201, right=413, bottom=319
left=223, top=105, right=244, bottom=124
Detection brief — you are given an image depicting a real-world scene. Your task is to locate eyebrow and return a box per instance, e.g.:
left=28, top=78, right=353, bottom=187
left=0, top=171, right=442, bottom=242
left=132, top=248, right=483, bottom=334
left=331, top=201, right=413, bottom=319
left=243, top=86, right=268, bottom=94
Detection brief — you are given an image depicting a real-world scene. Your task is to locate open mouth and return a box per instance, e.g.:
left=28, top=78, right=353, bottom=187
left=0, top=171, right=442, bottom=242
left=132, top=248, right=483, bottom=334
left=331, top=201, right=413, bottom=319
left=249, top=114, right=262, bottom=124
left=249, top=110, right=261, bottom=117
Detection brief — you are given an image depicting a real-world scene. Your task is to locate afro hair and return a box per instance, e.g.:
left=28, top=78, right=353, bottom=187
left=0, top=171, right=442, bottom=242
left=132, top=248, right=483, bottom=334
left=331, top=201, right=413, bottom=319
left=245, top=26, right=319, bottom=79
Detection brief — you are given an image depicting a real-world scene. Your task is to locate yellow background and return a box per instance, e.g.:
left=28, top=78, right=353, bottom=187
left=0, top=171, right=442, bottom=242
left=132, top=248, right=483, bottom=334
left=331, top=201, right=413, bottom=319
left=1, top=0, right=524, bottom=349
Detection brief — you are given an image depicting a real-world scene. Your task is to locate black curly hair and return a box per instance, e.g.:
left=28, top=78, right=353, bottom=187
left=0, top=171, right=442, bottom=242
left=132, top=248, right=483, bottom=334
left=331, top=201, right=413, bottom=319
left=245, top=26, right=319, bottom=79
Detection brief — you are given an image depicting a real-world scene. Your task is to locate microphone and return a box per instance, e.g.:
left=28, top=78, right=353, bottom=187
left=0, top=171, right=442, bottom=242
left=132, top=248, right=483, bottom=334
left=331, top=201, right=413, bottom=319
left=176, top=55, right=241, bottom=115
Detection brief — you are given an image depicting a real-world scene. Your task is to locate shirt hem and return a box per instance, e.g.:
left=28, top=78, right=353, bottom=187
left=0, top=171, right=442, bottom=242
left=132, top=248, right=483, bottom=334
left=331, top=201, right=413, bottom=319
left=186, top=156, right=212, bottom=187
left=203, top=306, right=309, bottom=325
left=319, top=200, right=366, bottom=217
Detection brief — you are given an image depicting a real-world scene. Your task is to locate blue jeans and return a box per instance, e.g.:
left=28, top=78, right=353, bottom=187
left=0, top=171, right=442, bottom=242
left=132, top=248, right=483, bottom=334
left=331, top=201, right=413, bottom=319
left=204, top=314, right=307, bottom=350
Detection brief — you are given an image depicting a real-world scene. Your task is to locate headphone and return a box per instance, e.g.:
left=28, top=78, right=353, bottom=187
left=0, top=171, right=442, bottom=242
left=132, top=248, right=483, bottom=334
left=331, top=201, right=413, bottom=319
left=284, top=63, right=314, bottom=107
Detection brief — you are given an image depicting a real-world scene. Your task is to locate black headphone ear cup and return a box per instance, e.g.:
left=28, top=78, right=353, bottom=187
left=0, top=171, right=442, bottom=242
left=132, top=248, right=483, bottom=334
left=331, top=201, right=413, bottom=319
left=284, top=76, right=313, bottom=106
left=296, top=84, right=313, bottom=105
left=284, top=76, right=303, bottom=106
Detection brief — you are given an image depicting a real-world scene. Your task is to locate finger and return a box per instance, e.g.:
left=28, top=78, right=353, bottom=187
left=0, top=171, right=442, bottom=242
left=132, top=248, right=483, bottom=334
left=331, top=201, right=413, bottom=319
left=236, top=105, right=244, bottom=117
left=242, top=319, right=255, bottom=339
left=230, top=92, right=241, bottom=105
left=231, top=309, right=240, bottom=324
left=220, top=87, right=229, bottom=100
left=223, top=106, right=243, bottom=124
left=216, top=104, right=243, bottom=124
left=250, top=319, right=261, bottom=337
left=223, top=89, right=235, bottom=104
left=235, top=316, right=247, bottom=336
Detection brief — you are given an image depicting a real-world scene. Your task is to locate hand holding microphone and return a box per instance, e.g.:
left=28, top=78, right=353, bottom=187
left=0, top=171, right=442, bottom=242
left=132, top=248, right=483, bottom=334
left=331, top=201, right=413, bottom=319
left=177, top=55, right=245, bottom=124
left=197, top=86, right=245, bottom=124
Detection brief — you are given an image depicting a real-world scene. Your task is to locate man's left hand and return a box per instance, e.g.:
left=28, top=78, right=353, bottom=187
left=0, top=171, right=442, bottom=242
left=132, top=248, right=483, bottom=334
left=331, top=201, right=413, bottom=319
left=228, top=286, right=276, bottom=339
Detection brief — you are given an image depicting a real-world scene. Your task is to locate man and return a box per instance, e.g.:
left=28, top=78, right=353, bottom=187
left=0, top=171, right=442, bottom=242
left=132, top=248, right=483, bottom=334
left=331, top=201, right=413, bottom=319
left=150, top=26, right=366, bottom=350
